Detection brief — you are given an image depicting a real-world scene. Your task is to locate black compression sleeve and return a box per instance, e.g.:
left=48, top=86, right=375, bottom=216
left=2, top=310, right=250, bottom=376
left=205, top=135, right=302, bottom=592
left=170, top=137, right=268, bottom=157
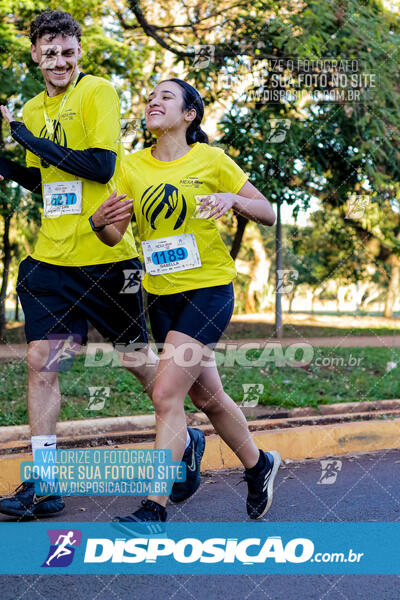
left=0, top=157, right=41, bottom=193
left=10, top=122, right=117, bottom=184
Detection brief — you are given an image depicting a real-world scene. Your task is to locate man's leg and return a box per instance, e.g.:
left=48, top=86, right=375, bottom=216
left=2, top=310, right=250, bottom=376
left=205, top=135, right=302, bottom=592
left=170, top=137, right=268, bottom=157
left=28, top=340, right=61, bottom=435
left=117, top=344, right=158, bottom=398
left=0, top=339, right=70, bottom=519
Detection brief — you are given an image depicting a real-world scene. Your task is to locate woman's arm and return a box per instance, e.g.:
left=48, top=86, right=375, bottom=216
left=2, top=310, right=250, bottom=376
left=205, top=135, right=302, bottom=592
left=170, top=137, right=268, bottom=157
left=200, top=180, right=276, bottom=226
left=90, top=190, right=133, bottom=246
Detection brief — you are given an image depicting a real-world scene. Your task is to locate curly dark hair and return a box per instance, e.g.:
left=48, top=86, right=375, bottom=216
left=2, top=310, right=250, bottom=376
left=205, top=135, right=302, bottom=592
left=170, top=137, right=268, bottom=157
left=30, top=11, right=82, bottom=45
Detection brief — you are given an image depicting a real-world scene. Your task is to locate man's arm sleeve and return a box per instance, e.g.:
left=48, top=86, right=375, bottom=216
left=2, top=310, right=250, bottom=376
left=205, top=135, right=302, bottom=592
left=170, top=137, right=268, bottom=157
left=0, top=156, right=41, bottom=193
left=10, top=122, right=116, bottom=184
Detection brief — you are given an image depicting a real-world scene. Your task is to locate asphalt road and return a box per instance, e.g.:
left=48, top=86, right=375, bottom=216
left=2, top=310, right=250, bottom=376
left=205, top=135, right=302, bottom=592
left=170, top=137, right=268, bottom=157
left=1, top=448, right=400, bottom=599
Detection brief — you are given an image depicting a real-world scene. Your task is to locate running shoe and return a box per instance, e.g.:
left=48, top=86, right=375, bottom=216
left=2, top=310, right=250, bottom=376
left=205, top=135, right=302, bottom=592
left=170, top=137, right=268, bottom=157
left=170, top=427, right=205, bottom=503
left=0, top=481, right=65, bottom=520
left=113, top=499, right=167, bottom=536
left=244, top=450, right=281, bottom=519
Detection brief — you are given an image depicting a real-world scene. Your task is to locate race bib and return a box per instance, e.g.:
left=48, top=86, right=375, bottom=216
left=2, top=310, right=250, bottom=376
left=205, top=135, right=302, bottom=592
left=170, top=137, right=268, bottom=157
left=43, top=181, right=82, bottom=218
left=141, top=233, right=202, bottom=275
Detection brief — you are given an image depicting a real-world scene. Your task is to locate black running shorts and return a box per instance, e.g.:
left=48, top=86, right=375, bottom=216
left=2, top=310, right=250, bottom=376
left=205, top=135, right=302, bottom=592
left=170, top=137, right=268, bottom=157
left=16, top=256, right=148, bottom=348
left=147, top=283, right=234, bottom=348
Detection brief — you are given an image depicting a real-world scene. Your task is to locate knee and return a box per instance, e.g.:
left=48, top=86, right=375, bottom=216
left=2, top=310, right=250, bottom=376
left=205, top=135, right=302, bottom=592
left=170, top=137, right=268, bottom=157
left=190, top=388, right=224, bottom=414
left=27, top=344, right=51, bottom=374
left=152, top=384, right=181, bottom=417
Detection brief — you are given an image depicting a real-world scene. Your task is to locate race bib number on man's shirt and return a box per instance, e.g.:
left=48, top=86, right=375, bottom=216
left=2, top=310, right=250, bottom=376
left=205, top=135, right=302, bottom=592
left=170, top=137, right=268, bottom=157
left=141, top=233, right=201, bottom=275
left=43, top=181, right=82, bottom=218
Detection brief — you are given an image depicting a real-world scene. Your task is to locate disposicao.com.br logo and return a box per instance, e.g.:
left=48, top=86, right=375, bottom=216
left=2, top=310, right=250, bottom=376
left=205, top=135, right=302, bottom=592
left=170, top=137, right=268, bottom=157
left=3, top=522, right=389, bottom=575
left=83, top=536, right=363, bottom=566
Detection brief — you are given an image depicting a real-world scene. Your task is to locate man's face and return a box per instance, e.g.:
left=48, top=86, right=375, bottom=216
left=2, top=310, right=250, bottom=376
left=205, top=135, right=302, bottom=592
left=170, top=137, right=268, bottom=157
left=31, top=33, right=81, bottom=91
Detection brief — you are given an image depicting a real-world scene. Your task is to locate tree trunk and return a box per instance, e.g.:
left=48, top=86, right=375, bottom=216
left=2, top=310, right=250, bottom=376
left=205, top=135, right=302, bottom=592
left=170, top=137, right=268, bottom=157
left=230, top=214, right=248, bottom=260
left=384, top=262, right=400, bottom=318
left=288, top=288, right=295, bottom=313
left=0, top=215, right=11, bottom=341
left=14, top=293, right=19, bottom=321
left=275, top=200, right=283, bottom=338
left=244, top=225, right=271, bottom=313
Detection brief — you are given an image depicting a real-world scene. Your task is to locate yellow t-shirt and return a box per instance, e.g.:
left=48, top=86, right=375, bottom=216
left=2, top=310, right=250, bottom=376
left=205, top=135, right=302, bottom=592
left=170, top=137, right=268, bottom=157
left=23, top=74, right=138, bottom=266
left=118, top=143, right=248, bottom=294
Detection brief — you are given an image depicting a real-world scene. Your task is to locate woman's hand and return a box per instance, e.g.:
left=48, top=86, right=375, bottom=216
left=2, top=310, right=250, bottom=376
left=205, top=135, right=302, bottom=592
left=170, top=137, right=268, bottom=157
left=0, top=105, right=16, bottom=124
left=91, top=190, right=133, bottom=229
left=198, top=192, right=235, bottom=220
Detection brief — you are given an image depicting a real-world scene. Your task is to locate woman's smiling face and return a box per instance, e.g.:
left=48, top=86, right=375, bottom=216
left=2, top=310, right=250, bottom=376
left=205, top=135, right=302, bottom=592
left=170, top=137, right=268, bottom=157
left=145, top=81, right=196, bottom=138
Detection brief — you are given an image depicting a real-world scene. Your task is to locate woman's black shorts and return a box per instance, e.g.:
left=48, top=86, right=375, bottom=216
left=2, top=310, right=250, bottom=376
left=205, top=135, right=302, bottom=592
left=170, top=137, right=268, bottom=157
left=147, top=283, right=234, bottom=348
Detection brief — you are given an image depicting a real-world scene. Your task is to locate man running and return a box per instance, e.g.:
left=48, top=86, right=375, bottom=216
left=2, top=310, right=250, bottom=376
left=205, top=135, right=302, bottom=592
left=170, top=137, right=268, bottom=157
left=0, top=10, right=204, bottom=520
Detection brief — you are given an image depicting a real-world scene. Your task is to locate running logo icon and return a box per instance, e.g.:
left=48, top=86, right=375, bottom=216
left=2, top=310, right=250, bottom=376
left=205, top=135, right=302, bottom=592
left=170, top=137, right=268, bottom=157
left=191, top=45, right=215, bottom=69
left=43, top=334, right=81, bottom=372
left=42, top=529, right=82, bottom=567
left=120, top=268, right=144, bottom=294
left=317, top=459, right=342, bottom=485
left=141, top=184, right=187, bottom=230
left=266, top=119, right=291, bottom=143
left=241, top=383, right=264, bottom=407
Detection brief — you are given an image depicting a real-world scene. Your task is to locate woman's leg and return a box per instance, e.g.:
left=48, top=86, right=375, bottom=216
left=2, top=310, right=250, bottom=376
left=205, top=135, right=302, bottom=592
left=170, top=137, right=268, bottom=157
left=188, top=356, right=260, bottom=469
left=147, top=330, right=206, bottom=507
left=188, top=355, right=281, bottom=521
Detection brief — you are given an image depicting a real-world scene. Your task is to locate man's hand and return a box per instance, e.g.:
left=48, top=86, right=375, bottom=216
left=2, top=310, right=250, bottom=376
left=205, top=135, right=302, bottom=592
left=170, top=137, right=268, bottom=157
left=0, top=105, right=15, bottom=183
left=0, top=105, right=16, bottom=124
left=91, top=190, right=133, bottom=229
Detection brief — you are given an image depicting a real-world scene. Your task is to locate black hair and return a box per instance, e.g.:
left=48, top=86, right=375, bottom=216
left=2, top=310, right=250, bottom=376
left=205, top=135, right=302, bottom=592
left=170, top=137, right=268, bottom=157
left=30, top=11, right=82, bottom=45
left=164, top=78, right=209, bottom=144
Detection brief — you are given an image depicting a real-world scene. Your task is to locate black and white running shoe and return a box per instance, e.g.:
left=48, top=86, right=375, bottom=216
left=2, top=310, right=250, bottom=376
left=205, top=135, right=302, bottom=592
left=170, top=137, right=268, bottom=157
left=170, top=427, right=205, bottom=503
left=244, top=450, right=281, bottom=519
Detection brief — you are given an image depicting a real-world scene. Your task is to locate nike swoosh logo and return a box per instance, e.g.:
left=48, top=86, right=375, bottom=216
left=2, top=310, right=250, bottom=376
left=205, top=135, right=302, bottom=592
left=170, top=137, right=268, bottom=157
left=43, top=442, right=56, bottom=447
left=33, top=494, right=51, bottom=504
left=187, top=446, right=196, bottom=472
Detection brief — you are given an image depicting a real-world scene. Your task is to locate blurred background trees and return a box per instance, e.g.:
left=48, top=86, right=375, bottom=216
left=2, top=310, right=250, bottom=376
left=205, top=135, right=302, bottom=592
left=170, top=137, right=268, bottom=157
left=1, top=0, right=400, bottom=340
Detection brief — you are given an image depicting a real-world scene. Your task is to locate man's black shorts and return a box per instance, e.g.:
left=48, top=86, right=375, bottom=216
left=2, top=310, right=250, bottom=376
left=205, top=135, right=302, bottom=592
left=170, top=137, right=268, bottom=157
left=16, top=256, right=148, bottom=347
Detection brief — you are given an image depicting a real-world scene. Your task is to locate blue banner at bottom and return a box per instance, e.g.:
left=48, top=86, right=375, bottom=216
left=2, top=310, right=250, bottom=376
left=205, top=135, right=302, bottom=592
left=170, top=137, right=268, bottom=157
left=0, top=522, right=397, bottom=574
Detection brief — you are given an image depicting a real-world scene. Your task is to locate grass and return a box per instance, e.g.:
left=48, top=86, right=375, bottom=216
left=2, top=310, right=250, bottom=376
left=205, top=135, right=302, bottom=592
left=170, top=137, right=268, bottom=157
left=223, top=322, right=400, bottom=339
left=1, top=346, right=400, bottom=426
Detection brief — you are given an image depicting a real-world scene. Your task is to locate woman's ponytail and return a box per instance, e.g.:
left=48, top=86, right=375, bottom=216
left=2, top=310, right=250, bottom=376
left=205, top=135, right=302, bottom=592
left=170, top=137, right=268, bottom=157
left=186, top=123, right=209, bottom=144
left=164, top=78, right=209, bottom=145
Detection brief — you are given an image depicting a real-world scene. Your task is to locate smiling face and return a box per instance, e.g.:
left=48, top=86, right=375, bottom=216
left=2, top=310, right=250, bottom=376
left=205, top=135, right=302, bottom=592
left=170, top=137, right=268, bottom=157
left=145, top=81, right=196, bottom=139
left=31, top=33, right=81, bottom=95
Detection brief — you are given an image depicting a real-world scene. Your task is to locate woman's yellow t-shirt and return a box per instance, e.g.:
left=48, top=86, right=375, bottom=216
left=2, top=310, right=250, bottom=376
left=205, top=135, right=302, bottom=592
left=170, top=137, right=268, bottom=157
left=118, top=142, right=248, bottom=295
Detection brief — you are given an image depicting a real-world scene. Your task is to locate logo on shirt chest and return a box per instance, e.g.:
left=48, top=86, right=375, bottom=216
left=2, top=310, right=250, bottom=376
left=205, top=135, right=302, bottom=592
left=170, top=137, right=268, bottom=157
left=39, top=122, right=68, bottom=147
left=60, top=109, right=76, bottom=121
left=179, top=176, right=203, bottom=188
left=141, top=183, right=187, bottom=230
left=39, top=121, right=68, bottom=169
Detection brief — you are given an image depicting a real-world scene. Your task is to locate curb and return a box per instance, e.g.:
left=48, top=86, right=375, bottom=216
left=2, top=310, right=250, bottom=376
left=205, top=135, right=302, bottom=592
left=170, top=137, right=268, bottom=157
left=2, top=400, right=400, bottom=443
left=1, top=417, right=399, bottom=495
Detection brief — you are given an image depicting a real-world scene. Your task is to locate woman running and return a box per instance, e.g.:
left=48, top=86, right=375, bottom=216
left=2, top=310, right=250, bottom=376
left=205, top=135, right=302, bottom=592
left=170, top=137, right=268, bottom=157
left=90, top=78, right=280, bottom=529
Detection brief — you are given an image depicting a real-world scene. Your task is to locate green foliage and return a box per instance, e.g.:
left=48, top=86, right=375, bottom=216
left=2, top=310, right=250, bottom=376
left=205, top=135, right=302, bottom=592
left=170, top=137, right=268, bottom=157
left=1, top=346, right=400, bottom=425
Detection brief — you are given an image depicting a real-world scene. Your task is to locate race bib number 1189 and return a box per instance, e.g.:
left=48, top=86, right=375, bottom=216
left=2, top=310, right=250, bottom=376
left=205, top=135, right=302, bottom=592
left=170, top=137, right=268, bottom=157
left=141, top=233, right=201, bottom=275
